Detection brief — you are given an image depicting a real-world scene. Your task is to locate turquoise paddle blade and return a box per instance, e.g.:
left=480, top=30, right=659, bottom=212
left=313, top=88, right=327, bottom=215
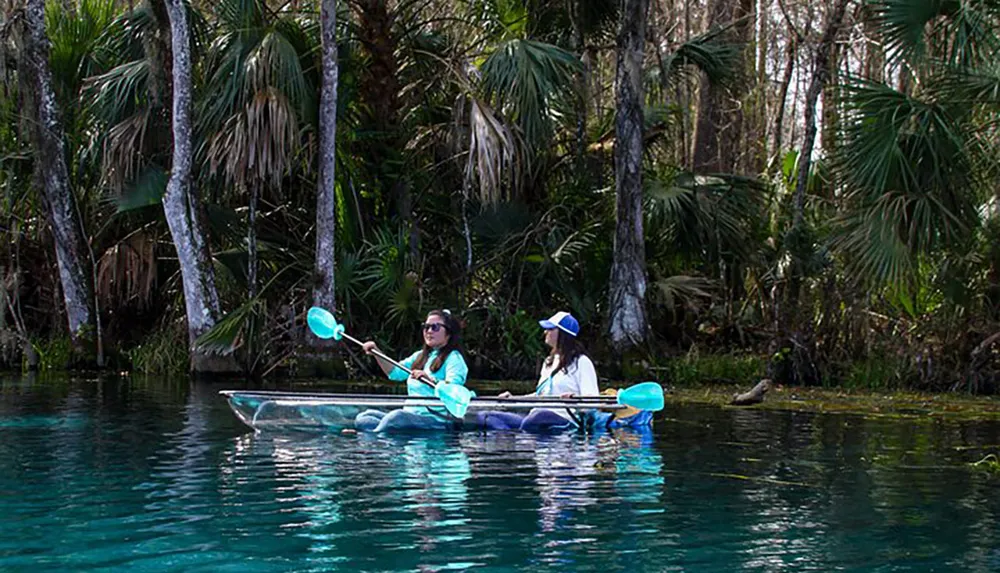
left=617, top=382, right=665, bottom=411
left=434, top=383, right=472, bottom=418
left=307, top=307, right=340, bottom=339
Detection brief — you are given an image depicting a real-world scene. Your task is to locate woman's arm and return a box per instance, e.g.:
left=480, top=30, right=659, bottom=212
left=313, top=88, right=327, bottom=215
left=566, top=355, right=599, bottom=397
left=387, top=351, right=420, bottom=381
left=362, top=341, right=418, bottom=381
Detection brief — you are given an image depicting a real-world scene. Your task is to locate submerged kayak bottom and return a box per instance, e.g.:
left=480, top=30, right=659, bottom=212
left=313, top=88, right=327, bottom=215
left=355, top=409, right=456, bottom=432
left=477, top=410, right=577, bottom=433
left=222, top=391, right=654, bottom=434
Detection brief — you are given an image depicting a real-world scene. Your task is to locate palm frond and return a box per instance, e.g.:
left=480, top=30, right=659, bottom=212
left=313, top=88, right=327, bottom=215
left=872, top=0, right=1000, bottom=67
left=194, top=297, right=262, bottom=355
left=458, top=96, right=518, bottom=206
left=480, top=39, right=581, bottom=146
left=96, top=230, right=157, bottom=310
left=85, top=59, right=149, bottom=125
left=199, top=1, right=315, bottom=188
left=207, top=89, right=299, bottom=187
left=833, top=76, right=984, bottom=286
left=659, top=29, right=742, bottom=89
left=114, top=165, right=166, bottom=212
left=651, top=275, right=715, bottom=319
left=44, top=0, right=116, bottom=99
left=93, top=3, right=156, bottom=65
left=646, top=171, right=770, bottom=263
left=550, top=224, right=598, bottom=267
left=459, top=0, right=529, bottom=43
left=194, top=264, right=293, bottom=356
left=931, top=60, right=1000, bottom=105
left=833, top=207, right=914, bottom=286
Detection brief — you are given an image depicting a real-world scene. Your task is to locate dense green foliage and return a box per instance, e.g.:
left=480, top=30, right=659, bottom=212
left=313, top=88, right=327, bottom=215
left=2, top=0, right=1000, bottom=392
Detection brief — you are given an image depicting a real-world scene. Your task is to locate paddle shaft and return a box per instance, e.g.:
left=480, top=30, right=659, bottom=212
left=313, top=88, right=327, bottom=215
left=223, top=390, right=622, bottom=403
left=338, top=330, right=437, bottom=389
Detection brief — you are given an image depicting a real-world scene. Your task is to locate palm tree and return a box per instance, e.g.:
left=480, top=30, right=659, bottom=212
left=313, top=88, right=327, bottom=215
left=201, top=0, right=318, bottom=300
left=833, top=0, right=1000, bottom=289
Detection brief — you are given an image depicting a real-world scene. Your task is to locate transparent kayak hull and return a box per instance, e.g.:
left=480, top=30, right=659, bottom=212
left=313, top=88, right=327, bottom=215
left=221, top=390, right=637, bottom=433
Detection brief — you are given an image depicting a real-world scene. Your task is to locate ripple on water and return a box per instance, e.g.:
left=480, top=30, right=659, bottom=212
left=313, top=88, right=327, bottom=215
left=2, top=380, right=1000, bottom=571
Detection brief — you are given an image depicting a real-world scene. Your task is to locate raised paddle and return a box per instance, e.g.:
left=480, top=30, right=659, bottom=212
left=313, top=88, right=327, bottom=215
left=306, top=306, right=472, bottom=418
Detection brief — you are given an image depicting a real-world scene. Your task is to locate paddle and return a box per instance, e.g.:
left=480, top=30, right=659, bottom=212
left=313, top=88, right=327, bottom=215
left=608, top=382, right=665, bottom=412
left=224, top=388, right=662, bottom=408
left=306, top=306, right=472, bottom=418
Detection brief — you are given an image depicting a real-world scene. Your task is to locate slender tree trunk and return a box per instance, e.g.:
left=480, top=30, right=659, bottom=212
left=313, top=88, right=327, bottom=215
left=745, top=0, right=768, bottom=173
left=248, top=182, right=258, bottom=300
left=127, top=0, right=173, bottom=185
left=162, top=0, right=233, bottom=373
left=22, top=0, right=96, bottom=360
left=691, top=0, right=753, bottom=173
left=353, top=0, right=411, bottom=243
left=770, top=24, right=797, bottom=171
left=313, top=0, right=339, bottom=314
left=608, top=0, right=649, bottom=352
left=863, top=5, right=884, bottom=83
left=569, top=0, right=588, bottom=168
left=792, top=0, right=849, bottom=230
left=681, top=0, right=691, bottom=166
left=820, top=40, right=841, bottom=159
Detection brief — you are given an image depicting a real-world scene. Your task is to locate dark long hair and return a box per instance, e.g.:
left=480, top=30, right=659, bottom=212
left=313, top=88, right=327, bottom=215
left=544, top=330, right=586, bottom=375
left=412, top=310, right=463, bottom=372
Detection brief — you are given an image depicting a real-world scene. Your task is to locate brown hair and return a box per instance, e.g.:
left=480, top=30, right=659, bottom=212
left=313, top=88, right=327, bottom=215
left=412, top=310, right=463, bottom=372
left=543, top=329, right=586, bottom=375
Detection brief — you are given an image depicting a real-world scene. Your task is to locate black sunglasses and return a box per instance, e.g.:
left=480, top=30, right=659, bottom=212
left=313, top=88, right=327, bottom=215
left=422, top=323, right=446, bottom=333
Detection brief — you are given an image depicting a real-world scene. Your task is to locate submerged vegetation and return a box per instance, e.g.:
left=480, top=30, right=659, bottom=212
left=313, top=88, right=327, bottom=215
left=1, top=0, right=1000, bottom=393
left=971, top=454, right=1000, bottom=474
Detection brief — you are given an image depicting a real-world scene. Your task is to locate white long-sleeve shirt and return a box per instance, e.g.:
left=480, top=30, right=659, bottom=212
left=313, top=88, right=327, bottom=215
left=533, top=354, right=599, bottom=421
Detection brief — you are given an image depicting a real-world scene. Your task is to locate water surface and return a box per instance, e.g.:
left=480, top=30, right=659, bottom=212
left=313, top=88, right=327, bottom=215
left=1, top=376, right=999, bottom=572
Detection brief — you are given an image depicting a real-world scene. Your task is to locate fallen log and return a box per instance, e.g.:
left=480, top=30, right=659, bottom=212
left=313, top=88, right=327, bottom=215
left=731, top=379, right=771, bottom=406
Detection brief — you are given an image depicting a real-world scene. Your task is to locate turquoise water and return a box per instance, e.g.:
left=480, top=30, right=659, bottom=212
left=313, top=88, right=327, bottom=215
left=1, top=377, right=999, bottom=572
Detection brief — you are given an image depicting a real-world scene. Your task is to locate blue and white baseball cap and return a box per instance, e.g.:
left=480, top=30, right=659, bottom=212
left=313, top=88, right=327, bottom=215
left=539, top=311, right=580, bottom=337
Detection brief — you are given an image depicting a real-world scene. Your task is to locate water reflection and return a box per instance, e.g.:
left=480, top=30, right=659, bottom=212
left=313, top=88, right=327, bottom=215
left=216, top=424, right=668, bottom=571
left=1, top=376, right=1000, bottom=571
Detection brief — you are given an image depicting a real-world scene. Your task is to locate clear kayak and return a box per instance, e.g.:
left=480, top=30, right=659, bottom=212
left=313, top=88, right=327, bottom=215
left=221, top=390, right=652, bottom=433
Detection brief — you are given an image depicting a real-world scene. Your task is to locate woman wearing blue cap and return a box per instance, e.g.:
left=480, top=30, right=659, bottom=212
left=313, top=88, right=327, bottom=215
left=477, top=311, right=599, bottom=432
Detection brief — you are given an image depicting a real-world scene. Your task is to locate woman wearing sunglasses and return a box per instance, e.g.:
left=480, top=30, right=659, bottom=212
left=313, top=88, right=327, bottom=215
left=477, top=311, right=599, bottom=433
left=355, top=309, right=469, bottom=431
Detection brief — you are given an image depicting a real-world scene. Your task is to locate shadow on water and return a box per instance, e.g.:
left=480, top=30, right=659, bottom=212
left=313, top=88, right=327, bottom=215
left=0, top=374, right=999, bottom=571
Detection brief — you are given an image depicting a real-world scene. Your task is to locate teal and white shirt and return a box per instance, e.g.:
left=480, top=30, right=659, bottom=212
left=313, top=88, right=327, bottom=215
left=388, top=348, right=469, bottom=416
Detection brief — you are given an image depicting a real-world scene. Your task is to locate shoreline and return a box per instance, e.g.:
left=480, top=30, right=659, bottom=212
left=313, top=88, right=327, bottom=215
left=285, top=377, right=1000, bottom=422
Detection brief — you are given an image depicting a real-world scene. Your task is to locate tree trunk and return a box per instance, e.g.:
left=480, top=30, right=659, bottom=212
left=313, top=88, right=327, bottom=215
left=863, top=5, right=885, bottom=83
left=608, top=0, right=649, bottom=352
left=820, top=40, right=841, bottom=159
left=145, top=0, right=175, bottom=166
left=313, top=0, right=339, bottom=316
left=770, top=23, right=798, bottom=171
left=570, top=0, right=588, bottom=167
left=691, top=0, right=753, bottom=173
left=792, top=0, right=849, bottom=230
left=162, top=0, right=234, bottom=374
left=352, top=0, right=409, bottom=229
left=248, top=182, right=258, bottom=300
left=22, top=0, right=96, bottom=360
